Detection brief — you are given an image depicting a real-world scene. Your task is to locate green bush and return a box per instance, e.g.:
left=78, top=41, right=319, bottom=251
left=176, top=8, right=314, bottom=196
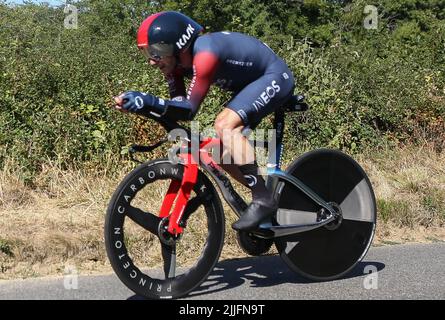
left=0, top=0, right=444, bottom=179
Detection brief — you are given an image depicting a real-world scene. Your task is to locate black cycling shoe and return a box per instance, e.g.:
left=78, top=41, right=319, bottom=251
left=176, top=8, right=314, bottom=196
left=232, top=201, right=278, bottom=231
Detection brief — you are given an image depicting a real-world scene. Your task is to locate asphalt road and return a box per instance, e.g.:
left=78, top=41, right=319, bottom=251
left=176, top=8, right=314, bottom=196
left=0, top=242, right=444, bottom=300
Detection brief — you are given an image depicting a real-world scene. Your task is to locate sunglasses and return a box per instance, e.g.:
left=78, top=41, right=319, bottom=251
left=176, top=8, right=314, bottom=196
left=139, top=44, right=174, bottom=62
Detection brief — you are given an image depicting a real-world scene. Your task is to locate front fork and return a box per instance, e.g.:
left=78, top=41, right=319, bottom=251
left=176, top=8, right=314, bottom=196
left=159, top=153, right=198, bottom=235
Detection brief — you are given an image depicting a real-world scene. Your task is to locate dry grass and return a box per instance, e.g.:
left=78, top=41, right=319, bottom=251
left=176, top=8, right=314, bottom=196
left=357, top=143, right=445, bottom=229
left=0, top=158, right=119, bottom=278
left=0, top=144, right=444, bottom=280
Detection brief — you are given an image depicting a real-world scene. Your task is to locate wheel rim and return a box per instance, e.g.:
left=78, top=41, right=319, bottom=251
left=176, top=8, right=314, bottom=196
left=275, top=149, right=376, bottom=280
left=105, top=160, right=224, bottom=299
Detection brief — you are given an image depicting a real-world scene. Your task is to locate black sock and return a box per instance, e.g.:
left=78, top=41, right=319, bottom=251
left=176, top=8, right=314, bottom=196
left=238, top=162, right=274, bottom=205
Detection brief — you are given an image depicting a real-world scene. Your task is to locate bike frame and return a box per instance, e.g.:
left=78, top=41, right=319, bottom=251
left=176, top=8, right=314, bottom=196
left=157, top=109, right=338, bottom=237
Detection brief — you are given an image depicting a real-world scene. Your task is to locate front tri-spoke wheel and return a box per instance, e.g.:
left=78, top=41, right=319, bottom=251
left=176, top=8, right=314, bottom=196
left=274, top=149, right=376, bottom=280
left=104, top=159, right=225, bottom=299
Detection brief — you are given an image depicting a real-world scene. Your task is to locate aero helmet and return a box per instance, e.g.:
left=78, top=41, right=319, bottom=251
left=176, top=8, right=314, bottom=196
left=137, top=11, right=203, bottom=60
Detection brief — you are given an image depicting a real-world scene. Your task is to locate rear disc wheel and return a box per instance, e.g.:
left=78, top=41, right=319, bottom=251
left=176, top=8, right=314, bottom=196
left=274, top=149, right=376, bottom=280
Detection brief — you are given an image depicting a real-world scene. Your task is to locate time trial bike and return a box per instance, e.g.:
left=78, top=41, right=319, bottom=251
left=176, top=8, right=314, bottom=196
left=104, top=94, right=376, bottom=299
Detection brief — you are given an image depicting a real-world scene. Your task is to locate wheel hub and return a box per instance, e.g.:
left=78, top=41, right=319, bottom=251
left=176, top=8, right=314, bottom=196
left=324, top=202, right=343, bottom=231
left=158, top=217, right=182, bottom=246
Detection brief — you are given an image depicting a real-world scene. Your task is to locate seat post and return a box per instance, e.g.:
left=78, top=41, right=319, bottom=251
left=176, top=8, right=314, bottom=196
left=265, top=109, right=284, bottom=165
left=265, top=109, right=285, bottom=194
left=273, top=109, right=286, bottom=168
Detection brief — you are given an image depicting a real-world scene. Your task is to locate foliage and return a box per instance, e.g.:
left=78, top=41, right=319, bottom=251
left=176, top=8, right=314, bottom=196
left=0, top=0, right=444, bottom=178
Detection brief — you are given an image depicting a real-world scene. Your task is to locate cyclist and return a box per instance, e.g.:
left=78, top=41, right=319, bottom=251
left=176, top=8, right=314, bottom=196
left=114, top=11, right=295, bottom=231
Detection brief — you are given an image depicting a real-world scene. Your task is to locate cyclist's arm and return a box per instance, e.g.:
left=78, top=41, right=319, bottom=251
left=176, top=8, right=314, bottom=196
left=161, top=51, right=219, bottom=120
left=166, top=68, right=186, bottom=99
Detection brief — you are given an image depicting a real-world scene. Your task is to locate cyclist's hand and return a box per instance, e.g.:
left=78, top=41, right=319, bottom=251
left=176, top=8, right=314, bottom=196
left=113, top=94, right=128, bottom=113
left=117, top=91, right=165, bottom=115
left=120, top=91, right=160, bottom=113
left=121, top=91, right=144, bottom=112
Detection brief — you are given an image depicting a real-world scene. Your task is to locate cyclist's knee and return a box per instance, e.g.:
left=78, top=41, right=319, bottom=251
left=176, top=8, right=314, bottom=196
left=214, top=110, right=243, bottom=138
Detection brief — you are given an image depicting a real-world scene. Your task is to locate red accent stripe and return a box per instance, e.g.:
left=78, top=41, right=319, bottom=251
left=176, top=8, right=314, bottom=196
left=137, top=12, right=164, bottom=48
left=186, top=51, right=219, bottom=107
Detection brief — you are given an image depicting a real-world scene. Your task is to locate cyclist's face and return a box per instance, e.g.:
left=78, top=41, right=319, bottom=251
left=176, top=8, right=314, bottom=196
left=149, top=56, right=176, bottom=75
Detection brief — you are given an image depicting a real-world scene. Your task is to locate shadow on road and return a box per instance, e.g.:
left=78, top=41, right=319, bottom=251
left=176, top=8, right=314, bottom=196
left=188, top=254, right=385, bottom=298
left=127, top=254, right=384, bottom=300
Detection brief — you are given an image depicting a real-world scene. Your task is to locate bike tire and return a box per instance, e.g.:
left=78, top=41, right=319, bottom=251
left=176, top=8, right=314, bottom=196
left=104, top=159, right=225, bottom=299
left=274, top=149, right=376, bottom=280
